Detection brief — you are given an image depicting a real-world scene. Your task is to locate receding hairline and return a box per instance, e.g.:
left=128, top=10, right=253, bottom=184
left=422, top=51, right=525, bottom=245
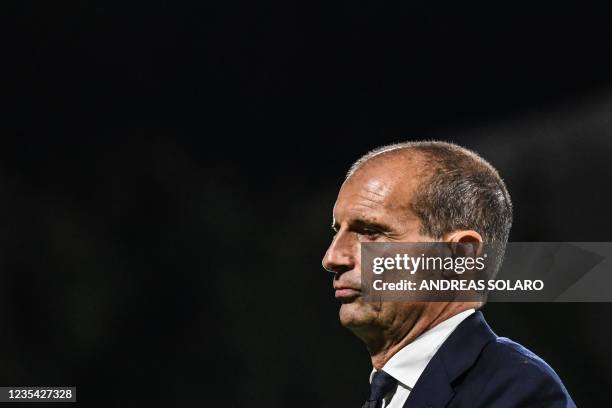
left=347, top=140, right=500, bottom=181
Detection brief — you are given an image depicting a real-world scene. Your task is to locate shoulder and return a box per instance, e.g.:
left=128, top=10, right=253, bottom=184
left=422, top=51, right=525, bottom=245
left=472, top=336, right=575, bottom=407
left=481, top=336, right=559, bottom=378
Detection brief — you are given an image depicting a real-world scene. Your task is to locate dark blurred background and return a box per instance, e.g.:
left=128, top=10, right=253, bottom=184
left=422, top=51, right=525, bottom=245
left=4, top=1, right=612, bottom=407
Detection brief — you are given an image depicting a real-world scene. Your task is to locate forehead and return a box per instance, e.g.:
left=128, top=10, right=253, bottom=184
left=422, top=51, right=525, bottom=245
left=334, top=155, right=424, bottom=220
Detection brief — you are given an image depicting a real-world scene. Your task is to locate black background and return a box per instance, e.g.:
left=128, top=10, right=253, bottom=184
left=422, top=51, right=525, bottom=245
left=5, top=2, right=612, bottom=407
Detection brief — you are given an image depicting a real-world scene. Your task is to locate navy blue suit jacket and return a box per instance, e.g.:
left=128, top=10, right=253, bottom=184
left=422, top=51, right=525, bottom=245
left=403, top=311, right=576, bottom=407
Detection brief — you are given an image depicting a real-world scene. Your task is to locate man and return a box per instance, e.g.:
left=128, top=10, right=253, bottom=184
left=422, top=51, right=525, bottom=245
left=322, top=141, right=575, bottom=408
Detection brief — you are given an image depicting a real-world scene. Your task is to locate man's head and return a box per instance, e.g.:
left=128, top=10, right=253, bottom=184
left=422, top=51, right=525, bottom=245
left=322, top=141, right=512, bottom=345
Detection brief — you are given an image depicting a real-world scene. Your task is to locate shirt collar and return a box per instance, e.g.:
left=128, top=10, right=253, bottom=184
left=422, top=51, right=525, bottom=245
left=370, top=309, right=475, bottom=389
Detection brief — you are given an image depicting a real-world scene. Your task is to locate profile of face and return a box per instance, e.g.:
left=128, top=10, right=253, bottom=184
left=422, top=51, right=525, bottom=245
left=322, top=155, right=435, bottom=338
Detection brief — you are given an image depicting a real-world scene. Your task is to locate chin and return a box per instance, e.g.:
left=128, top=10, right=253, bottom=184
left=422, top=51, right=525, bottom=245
left=339, top=301, right=379, bottom=329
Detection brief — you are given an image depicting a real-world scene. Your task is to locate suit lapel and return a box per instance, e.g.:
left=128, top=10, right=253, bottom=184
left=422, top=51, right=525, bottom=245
left=402, top=354, right=454, bottom=407
left=402, top=311, right=497, bottom=408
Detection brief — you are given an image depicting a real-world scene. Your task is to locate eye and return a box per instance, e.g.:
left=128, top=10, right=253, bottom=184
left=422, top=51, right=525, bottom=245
left=361, top=227, right=382, bottom=239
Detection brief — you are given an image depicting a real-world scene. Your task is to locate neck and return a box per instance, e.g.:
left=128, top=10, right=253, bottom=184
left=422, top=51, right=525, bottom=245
left=363, top=302, right=476, bottom=369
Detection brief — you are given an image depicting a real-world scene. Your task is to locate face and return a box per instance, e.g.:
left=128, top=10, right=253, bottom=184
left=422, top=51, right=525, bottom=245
left=322, top=155, right=436, bottom=336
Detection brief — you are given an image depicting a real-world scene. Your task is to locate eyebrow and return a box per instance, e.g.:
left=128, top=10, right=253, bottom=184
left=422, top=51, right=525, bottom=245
left=332, top=218, right=393, bottom=232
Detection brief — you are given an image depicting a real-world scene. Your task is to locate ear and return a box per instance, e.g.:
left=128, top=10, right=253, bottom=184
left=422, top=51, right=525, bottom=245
left=444, top=230, right=482, bottom=243
left=443, top=230, right=483, bottom=257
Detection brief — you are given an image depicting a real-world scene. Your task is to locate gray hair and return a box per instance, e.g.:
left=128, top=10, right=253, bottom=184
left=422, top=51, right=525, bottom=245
left=348, top=141, right=513, bottom=274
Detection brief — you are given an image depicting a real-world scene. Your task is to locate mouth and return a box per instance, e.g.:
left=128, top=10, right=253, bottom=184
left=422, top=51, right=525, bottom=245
left=334, top=287, right=361, bottom=301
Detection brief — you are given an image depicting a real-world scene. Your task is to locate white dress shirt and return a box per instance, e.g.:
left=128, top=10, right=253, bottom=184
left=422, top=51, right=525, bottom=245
left=369, top=309, right=475, bottom=408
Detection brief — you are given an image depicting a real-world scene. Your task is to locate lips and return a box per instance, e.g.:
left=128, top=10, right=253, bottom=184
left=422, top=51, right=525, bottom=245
left=334, top=285, right=361, bottom=300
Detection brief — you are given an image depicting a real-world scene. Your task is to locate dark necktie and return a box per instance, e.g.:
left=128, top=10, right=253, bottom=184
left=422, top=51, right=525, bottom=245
left=362, top=370, right=398, bottom=408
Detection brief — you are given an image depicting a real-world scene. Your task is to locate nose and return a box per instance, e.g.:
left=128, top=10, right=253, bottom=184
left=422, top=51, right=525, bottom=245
left=322, top=231, right=356, bottom=275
